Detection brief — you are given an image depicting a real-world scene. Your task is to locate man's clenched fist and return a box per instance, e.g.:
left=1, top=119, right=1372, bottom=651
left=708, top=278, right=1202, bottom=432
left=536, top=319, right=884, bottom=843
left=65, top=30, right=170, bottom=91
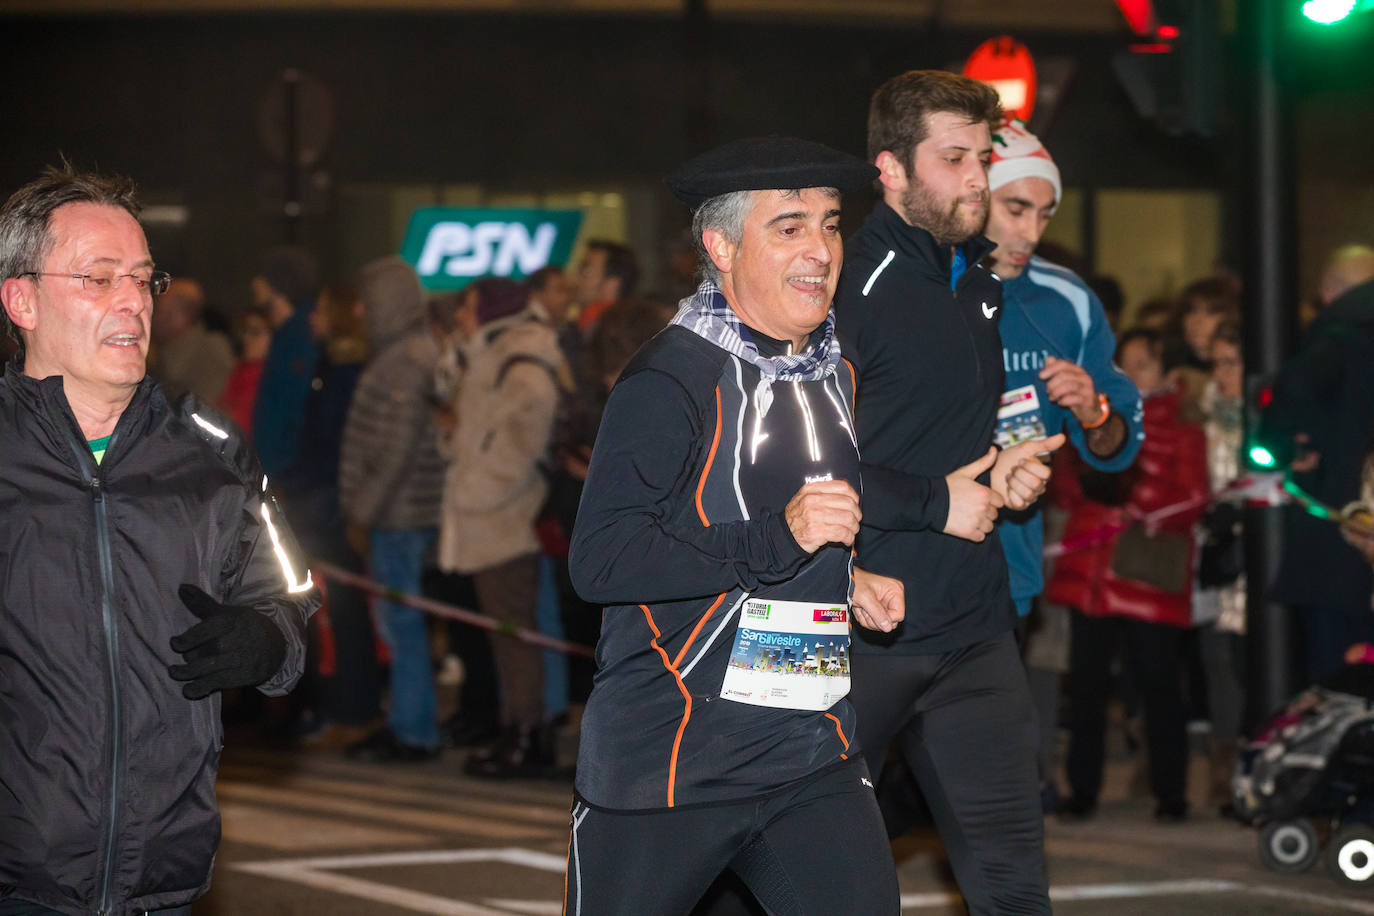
left=785, top=479, right=862, bottom=553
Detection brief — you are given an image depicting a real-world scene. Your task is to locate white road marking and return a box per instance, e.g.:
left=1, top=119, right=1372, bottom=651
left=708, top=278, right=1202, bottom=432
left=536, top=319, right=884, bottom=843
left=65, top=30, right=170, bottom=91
left=481, top=902, right=562, bottom=915
left=235, top=847, right=568, bottom=872
left=902, top=878, right=1374, bottom=913
left=234, top=862, right=515, bottom=916
left=896, top=891, right=962, bottom=908
left=233, top=848, right=568, bottom=916
left=1049, top=879, right=1236, bottom=900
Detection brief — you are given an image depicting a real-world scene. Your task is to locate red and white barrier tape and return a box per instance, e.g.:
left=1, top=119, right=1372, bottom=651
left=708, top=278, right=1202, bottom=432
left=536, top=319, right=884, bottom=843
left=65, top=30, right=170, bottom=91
left=1042, top=472, right=1290, bottom=559
left=311, top=560, right=596, bottom=658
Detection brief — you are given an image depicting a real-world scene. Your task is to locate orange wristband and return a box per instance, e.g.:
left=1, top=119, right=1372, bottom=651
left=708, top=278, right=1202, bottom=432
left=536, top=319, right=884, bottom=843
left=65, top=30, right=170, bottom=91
left=1080, top=393, right=1111, bottom=429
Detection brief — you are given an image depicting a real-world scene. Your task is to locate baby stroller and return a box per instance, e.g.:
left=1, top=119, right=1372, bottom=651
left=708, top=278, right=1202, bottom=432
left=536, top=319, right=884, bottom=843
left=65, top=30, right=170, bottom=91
left=1233, top=664, right=1374, bottom=886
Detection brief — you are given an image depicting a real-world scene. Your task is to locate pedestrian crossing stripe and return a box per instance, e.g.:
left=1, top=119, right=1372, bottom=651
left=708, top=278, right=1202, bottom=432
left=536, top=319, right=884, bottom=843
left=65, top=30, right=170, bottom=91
left=233, top=848, right=565, bottom=916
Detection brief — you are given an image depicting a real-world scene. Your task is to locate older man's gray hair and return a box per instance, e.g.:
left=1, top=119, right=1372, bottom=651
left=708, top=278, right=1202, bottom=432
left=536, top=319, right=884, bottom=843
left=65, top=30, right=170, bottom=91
left=691, top=187, right=839, bottom=286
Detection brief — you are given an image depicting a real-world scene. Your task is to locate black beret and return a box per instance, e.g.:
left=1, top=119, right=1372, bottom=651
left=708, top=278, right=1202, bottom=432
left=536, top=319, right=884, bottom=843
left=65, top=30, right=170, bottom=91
left=668, top=136, right=879, bottom=209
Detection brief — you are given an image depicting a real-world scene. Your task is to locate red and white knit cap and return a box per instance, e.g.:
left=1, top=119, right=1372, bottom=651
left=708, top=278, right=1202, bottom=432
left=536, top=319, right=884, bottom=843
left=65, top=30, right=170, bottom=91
left=988, top=120, right=1061, bottom=204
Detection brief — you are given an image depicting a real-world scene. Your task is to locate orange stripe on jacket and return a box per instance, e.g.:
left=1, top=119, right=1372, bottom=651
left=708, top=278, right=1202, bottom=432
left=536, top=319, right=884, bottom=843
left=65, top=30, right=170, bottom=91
left=825, top=712, right=851, bottom=759
left=562, top=813, right=573, bottom=916
left=672, top=592, right=726, bottom=669
left=642, top=604, right=692, bottom=807
left=841, top=357, right=857, bottom=410
left=694, top=386, right=723, bottom=526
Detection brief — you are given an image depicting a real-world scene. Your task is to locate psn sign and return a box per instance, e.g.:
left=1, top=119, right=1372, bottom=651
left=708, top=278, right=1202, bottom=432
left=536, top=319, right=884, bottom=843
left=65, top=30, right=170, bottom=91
left=400, top=207, right=583, bottom=291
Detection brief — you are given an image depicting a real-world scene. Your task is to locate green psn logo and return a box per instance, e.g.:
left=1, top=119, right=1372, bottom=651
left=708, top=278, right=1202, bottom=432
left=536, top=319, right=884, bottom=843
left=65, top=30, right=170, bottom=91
left=400, top=208, right=583, bottom=291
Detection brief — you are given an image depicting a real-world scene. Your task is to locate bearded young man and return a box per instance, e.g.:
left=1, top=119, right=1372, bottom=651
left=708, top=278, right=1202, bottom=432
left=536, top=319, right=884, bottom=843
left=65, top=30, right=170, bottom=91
left=833, top=71, right=1060, bottom=914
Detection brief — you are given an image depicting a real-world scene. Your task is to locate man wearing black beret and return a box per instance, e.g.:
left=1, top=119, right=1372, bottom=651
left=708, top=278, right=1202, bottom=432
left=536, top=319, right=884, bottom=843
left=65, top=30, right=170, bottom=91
left=833, top=71, right=1058, bottom=913
left=564, top=136, right=903, bottom=914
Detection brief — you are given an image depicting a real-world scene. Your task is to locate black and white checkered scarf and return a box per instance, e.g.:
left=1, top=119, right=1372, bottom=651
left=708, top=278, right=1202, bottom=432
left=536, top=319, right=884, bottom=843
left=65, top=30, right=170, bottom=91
left=669, top=280, right=843, bottom=417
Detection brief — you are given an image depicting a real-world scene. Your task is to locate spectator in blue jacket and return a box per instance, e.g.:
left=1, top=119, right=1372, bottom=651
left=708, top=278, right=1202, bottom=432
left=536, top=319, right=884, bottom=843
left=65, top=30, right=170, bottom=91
left=982, top=121, right=1144, bottom=808
left=250, top=245, right=318, bottom=479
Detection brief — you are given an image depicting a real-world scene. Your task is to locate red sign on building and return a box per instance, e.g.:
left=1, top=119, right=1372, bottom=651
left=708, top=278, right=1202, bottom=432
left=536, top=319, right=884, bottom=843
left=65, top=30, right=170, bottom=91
left=964, top=36, right=1038, bottom=123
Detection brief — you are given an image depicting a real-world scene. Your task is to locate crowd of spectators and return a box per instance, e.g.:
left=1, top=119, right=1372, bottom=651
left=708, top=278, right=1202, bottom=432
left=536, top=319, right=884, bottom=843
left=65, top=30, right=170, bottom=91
left=1035, top=248, right=1374, bottom=823
left=145, top=240, right=671, bottom=778
left=116, top=225, right=1374, bottom=804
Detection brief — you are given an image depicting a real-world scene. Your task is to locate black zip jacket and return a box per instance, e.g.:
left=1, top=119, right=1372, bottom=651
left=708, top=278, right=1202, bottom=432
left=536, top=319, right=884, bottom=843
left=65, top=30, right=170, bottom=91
left=570, top=325, right=860, bottom=810
left=0, top=366, right=317, bottom=916
left=835, top=200, right=1015, bottom=654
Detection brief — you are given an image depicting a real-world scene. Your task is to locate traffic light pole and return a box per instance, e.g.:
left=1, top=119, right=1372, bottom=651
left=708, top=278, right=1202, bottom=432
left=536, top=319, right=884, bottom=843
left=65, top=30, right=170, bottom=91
left=1242, top=0, right=1299, bottom=728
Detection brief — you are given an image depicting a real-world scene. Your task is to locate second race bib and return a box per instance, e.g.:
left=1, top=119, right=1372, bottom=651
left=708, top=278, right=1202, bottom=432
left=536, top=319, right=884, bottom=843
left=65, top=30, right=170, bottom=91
left=995, top=383, right=1048, bottom=450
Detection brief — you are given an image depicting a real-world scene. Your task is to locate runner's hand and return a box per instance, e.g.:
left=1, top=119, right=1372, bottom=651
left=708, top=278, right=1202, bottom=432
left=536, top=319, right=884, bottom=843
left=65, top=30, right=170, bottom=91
left=1040, top=357, right=1099, bottom=423
left=785, top=480, right=861, bottom=553
left=943, top=448, right=1003, bottom=542
left=852, top=567, right=904, bottom=633
left=990, top=434, right=1066, bottom=511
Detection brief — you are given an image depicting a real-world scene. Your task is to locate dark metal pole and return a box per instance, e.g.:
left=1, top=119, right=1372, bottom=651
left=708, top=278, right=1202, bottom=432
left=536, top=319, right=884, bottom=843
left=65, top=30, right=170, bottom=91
left=683, top=0, right=711, bottom=154
left=283, top=68, right=302, bottom=244
left=1242, top=0, right=1298, bottom=729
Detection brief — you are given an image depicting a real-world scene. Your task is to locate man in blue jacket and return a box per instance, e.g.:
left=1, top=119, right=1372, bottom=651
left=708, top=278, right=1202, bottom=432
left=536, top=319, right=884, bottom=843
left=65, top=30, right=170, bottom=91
left=985, top=121, right=1142, bottom=612
left=983, top=120, right=1143, bottom=810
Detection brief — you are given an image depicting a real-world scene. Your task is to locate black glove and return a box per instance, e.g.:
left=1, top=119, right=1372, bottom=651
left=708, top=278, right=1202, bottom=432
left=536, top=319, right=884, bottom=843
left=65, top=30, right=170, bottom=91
left=168, top=584, right=287, bottom=700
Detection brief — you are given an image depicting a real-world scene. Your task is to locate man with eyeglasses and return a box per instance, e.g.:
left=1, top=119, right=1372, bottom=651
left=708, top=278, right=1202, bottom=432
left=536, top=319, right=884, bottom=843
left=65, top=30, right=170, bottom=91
left=0, top=165, right=318, bottom=915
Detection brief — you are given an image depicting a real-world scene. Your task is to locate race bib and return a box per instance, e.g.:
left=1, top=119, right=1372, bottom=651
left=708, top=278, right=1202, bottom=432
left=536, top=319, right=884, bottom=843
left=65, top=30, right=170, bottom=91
left=995, top=383, right=1048, bottom=450
left=720, top=598, right=850, bottom=711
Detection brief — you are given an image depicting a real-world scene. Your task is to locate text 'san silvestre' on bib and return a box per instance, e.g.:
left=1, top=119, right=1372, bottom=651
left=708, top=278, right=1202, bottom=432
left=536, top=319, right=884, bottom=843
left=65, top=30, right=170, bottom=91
left=721, top=598, right=850, bottom=711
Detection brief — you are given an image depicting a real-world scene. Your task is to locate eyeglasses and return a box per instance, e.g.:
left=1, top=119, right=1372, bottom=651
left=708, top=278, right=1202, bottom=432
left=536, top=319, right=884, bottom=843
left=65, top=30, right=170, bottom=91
left=19, top=270, right=172, bottom=296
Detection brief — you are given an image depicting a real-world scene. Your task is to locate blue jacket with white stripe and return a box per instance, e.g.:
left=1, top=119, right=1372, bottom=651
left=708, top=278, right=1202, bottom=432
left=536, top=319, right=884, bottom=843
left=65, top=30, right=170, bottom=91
left=997, top=257, right=1143, bottom=612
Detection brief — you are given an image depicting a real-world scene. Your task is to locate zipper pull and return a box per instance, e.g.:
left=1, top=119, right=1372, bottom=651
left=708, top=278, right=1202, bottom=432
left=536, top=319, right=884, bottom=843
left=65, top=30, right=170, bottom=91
left=90, top=476, right=103, bottom=503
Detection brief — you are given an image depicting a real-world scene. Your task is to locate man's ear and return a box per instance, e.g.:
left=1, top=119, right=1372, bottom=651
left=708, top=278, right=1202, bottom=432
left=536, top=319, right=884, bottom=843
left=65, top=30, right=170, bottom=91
left=874, top=150, right=909, bottom=195
left=702, top=228, right=736, bottom=277
left=0, top=277, right=37, bottom=334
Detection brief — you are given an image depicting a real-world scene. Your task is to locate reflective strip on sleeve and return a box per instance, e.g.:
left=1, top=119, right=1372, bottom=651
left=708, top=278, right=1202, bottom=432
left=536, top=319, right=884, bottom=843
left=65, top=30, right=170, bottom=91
left=259, top=501, right=314, bottom=594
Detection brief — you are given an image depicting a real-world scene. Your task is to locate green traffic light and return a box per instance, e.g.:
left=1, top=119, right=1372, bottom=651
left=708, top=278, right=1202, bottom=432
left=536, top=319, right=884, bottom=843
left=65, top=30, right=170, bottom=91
left=1303, top=0, right=1357, bottom=23
left=1249, top=445, right=1277, bottom=468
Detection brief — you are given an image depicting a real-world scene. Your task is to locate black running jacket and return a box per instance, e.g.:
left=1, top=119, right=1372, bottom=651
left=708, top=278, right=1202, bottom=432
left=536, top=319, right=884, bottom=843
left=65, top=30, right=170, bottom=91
left=0, top=366, right=317, bottom=915
left=570, top=326, right=861, bottom=811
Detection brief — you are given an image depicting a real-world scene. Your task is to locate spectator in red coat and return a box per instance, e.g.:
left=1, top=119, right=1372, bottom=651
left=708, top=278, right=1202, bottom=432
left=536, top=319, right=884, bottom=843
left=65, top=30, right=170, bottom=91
left=218, top=305, right=272, bottom=438
left=1046, top=328, right=1209, bottom=823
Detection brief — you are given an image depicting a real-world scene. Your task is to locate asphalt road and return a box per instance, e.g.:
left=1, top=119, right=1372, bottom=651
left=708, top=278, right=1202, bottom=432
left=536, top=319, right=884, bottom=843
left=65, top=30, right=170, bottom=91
left=190, top=735, right=1374, bottom=915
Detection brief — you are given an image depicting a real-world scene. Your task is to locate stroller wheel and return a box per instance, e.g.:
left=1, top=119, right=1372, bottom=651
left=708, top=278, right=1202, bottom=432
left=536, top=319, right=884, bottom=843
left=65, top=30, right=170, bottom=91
left=1328, top=825, right=1374, bottom=886
left=1259, top=819, right=1320, bottom=873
